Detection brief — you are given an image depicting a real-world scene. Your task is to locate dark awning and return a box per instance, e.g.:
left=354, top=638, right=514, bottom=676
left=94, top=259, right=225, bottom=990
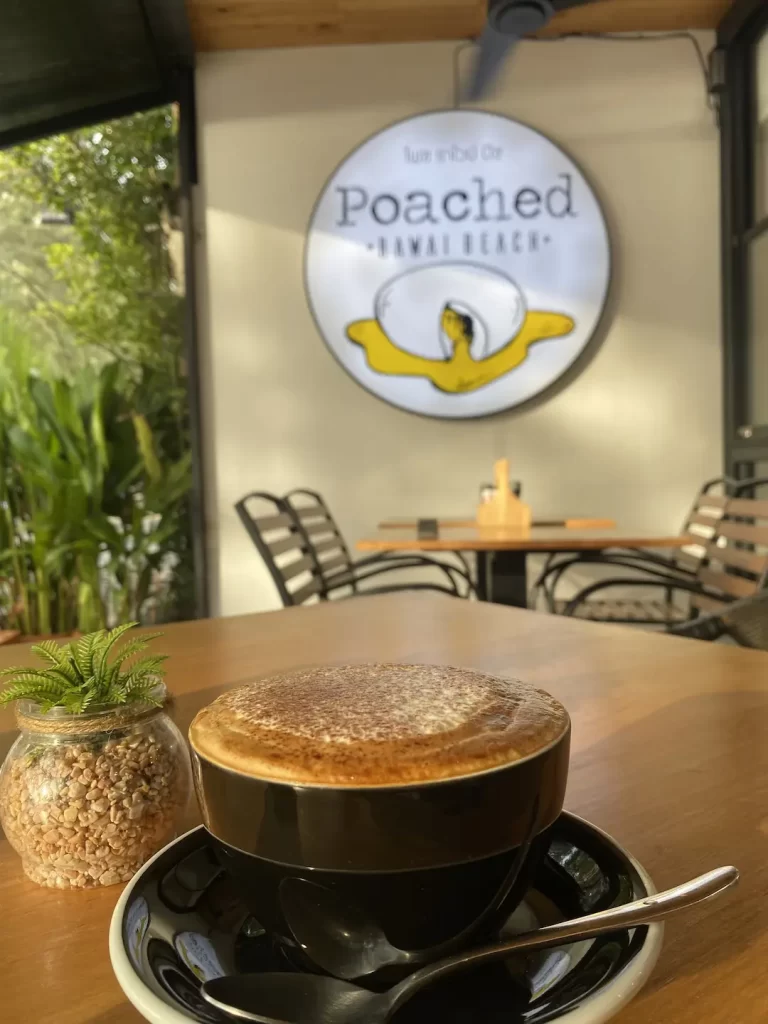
left=0, top=0, right=193, bottom=147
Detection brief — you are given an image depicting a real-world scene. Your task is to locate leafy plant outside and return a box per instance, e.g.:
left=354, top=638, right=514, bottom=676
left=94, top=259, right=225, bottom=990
left=0, top=107, right=194, bottom=631
left=0, top=314, right=190, bottom=633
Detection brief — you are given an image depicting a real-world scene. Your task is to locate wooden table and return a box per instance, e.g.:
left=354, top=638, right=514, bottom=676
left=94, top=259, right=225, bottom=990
left=0, top=595, right=764, bottom=1023
left=358, top=525, right=691, bottom=606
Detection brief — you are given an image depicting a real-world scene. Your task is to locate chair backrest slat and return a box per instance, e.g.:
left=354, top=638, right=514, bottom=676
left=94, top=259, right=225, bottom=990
left=292, top=576, right=323, bottom=605
left=692, top=593, right=730, bottom=615
left=235, top=492, right=324, bottom=608
left=717, top=521, right=768, bottom=545
left=256, top=513, right=293, bottom=532
left=294, top=506, right=327, bottom=522
left=727, top=497, right=768, bottom=518
left=692, top=495, right=768, bottom=610
left=268, top=533, right=304, bottom=557
left=687, top=511, right=724, bottom=531
left=672, top=478, right=730, bottom=575
left=303, top=519, right=339, bottom=538
left=697, top=567, right=756, bottom=599
left=313, top=538, right=341, bottom=556
left=703, top=542, right=766, bottom=575
left=281, top=553, right=317, bottom=582
left=320, top=553, right=349, bottom=576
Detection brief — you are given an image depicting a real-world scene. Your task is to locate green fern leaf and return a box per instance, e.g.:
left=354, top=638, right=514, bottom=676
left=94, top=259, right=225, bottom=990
left=110, top=634, right=162, bottom=672
left=100, top=621, right=138, bottom=660
left=108, top=682, right=129, bottom=704
left=66, top=641, right=87, bottom=682
left=62, top=690, right=87, bottom=714
left=71, top=632, right=103, bottom=680
left=107, top=639, right=150, bottom=676
left=93, top=622, right=139, bottom=687
left=45, top=662, right=81, bottom=688
left=30, top=640, right=67, bottom=666
left=0, top=680, right=69, bottom=706
left=124, top=677, right=163, bottom=706
left=0, top=671, right=69, bottom=690
left=123, top=654, right=167, bottom=681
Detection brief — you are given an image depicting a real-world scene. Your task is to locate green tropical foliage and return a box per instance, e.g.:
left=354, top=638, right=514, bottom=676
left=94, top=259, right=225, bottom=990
left=0, top=107, right=194, bottom=631
left=0, top=110, right=181, bottom=366
left=0, top=623, right=166, bottom=713
left=0, top=313, right=191, bottom=634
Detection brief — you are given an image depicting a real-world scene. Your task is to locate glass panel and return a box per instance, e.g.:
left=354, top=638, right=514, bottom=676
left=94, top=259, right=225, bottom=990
left=756, top=30, right=768, bottom=220
left=0, top=108, right=196, bottom=633
left=748, top=231, right=768, bottom=425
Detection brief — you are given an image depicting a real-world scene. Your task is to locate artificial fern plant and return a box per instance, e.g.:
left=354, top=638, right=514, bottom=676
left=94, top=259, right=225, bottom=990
left=0, top=622, right=167, bottom=714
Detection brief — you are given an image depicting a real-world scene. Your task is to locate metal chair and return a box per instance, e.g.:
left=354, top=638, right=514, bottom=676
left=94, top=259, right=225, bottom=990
left=555, top=495, right=768, bottom=628
left=234, top=492, right=327, bottom=608
left=669, top=590, right=768, bottom=650
left=283, top=488, right=475, bottom=599
left=530, top=477, right=733, bottom=617
left=235, top=491, right=470, bottom=609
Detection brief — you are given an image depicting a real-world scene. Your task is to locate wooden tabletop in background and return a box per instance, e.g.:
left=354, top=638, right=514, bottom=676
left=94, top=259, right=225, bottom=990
left=357, top=525, right=691, bottom=552
left=378, top=518, right=618, bottom=530
left=1, top=594, right=766, bottom=1023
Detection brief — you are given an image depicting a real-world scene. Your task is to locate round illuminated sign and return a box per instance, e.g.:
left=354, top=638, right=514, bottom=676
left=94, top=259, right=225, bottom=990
left=305, top=110, right=610, bottom=419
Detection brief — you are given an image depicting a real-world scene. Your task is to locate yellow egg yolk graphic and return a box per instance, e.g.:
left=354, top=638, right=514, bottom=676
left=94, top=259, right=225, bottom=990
left=346, top=302, right=575, bottom=394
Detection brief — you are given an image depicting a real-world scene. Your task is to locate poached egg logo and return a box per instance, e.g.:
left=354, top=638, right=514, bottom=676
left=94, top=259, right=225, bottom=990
left=305, top=111, right=610, bottom=418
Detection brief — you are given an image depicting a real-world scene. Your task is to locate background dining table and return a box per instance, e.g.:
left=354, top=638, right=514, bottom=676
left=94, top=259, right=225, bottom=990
left=0, top=593, right=765, bottom=1023
left=357, top=524, right=692, bottom=605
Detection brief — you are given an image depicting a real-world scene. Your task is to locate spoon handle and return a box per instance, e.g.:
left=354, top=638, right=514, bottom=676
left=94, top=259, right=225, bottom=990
left=389, top=865, right=739, bottom=1014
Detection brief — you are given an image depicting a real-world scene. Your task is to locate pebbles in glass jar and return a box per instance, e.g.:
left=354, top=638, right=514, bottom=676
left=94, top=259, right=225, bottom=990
left=0, top=697, right=191, bottom=889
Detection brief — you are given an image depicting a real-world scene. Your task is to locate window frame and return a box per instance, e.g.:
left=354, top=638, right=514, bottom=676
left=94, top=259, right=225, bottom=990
left=719, top=0, right=768, bottom=477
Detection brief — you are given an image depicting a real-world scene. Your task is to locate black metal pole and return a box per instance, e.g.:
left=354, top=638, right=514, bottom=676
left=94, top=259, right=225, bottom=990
left=177, top=66, right=209, bottom=619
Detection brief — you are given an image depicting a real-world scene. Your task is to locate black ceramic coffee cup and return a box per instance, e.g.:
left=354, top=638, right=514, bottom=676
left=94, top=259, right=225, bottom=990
left=188, top=665, right=570, bottom=982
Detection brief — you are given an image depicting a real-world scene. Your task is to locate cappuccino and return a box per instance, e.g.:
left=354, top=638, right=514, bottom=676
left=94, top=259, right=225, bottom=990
left=189, top=664, right=568, bottom=787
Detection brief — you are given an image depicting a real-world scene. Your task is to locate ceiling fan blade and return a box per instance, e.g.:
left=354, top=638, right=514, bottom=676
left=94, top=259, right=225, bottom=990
left=462, top=23, right=522, bottom=103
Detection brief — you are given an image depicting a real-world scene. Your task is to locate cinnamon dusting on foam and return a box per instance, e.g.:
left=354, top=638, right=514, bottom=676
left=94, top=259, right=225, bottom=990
left=189, top=664, right=569, bottom=786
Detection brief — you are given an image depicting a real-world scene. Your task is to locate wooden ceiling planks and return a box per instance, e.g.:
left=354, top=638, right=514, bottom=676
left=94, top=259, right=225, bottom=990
left=187, top=0, right=734, bottom=52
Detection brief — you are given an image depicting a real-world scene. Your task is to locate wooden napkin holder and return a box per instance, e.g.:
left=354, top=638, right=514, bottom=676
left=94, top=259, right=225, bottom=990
left=476, top=459, right=532, bottom=529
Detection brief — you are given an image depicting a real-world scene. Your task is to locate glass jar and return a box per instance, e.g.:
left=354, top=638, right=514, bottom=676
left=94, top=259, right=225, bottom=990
left=0, top=687, right=191, bottom=889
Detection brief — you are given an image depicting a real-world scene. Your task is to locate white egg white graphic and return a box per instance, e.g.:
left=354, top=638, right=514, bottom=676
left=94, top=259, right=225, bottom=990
left=374, top=263, right=527, bottom=362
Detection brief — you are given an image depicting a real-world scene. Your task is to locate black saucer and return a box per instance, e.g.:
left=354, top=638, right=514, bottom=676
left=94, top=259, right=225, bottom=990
left=110, top=813, right=662, bottom=1024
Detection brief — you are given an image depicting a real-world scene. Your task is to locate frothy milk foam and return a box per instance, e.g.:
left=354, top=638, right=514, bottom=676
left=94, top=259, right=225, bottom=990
left=189, top=664, right=569, bottom=787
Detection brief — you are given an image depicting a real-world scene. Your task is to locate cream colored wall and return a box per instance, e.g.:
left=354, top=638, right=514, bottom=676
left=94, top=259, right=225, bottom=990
left=196, top=34, right=722, bottom=617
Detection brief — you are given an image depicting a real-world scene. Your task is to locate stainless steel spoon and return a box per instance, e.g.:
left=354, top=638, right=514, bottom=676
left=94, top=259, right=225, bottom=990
left=201, top=865, right=738, bottom=1024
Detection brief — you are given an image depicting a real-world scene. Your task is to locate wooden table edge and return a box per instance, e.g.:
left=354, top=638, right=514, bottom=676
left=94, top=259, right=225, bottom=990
left=356, top=534, right=694, bottom=553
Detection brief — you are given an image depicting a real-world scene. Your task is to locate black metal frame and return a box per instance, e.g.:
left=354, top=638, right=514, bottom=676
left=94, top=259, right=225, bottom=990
left=177, top=68, right=208, bottom=618
left=719, top=0, right=768, bottom=477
